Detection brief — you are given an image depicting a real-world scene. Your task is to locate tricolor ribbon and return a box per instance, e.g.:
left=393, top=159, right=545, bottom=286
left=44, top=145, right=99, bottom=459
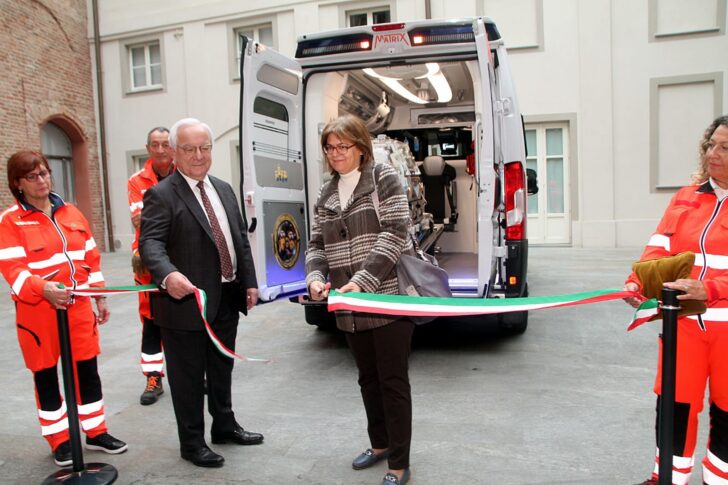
left=70, top=285, right=269, bottom=362
left=327, top=289, right=658, bottom=331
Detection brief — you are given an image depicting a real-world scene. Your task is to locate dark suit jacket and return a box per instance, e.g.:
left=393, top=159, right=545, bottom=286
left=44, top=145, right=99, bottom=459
left=139, top=171, right=258, bottom=331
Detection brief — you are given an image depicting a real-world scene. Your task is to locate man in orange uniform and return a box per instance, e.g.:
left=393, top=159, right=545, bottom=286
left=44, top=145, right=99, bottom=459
left=128, top=127, right=175, bottom=405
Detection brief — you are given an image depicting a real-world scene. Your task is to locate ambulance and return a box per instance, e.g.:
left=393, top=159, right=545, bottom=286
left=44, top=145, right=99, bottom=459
left=237, top=17, right=534, bottom=333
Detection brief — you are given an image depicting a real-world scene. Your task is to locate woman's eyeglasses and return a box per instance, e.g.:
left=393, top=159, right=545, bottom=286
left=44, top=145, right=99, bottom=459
left=22, top=170, right=51, bottom=182
left=323, top=144, right=354, bottom=155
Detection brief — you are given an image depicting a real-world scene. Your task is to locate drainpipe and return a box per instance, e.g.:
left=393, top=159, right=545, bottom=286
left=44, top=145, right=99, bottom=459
left=92, top=0, right=115, bottom=252
left=425, top=0, right=431, bottom=19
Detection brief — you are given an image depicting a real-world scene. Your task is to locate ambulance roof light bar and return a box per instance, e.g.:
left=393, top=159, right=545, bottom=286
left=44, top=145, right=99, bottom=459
left=296, top=33, right=373, bottom=58
left=408, top=20, right=501, bottom=46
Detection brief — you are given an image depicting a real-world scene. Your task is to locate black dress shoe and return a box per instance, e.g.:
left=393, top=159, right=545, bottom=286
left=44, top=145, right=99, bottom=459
left=211, top=424, right=264, bottom=445
left=352, top=448, right=390, bottom=470
left=181, top=446, right=224, bottom=467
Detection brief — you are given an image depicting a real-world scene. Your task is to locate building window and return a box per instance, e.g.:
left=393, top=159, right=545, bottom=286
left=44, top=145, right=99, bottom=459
left=41, top=123, right=75, bottom=203
left=524, top=123, right=572, bottom=245
left=347, top=7, right=390, bottom=26
left=132, top=153, right=147, bottom=173
left=128, top=41, right=162, bottom=91
left=235, top=24, right=274, bottom=78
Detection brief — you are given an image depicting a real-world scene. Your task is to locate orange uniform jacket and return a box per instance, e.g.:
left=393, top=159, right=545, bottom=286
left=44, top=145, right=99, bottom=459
left=128, top=159, right=174, bottom=319
left=626, top=182, right=728, bottom=323
left=0, top=194, right=104, bottom=371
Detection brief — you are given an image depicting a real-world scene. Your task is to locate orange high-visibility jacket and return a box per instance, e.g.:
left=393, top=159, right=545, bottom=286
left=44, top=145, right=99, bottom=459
left=0, top=194, right=104, bottom=370
left=627, top=181, right=728, bottom=327
left=128, top=158, right=176, bottom=253
left=128, top=159, right=175, bottom=321
left=0, top=194, right=104, bottom=303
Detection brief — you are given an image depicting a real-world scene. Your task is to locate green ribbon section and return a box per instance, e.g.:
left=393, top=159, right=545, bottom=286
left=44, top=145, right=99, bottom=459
left=328, top=288, right=624, bottom=306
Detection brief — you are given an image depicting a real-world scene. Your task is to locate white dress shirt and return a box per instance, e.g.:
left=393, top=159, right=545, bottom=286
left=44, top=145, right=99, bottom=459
left=179, top=170, right=238, bottom=281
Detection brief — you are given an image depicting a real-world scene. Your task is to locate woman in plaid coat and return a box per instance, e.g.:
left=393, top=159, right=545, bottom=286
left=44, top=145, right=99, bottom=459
left=306, top=115, right=414, bottom=485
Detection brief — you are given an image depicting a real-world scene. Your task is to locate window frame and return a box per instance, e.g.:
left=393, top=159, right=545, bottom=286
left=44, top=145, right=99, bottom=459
left=120, top=34, right=166, bottom=95
left=345, top=5, right=391, bottom=27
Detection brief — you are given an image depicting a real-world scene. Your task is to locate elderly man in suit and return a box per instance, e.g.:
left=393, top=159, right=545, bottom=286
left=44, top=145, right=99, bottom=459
left=139, top=117, right=262, bottom=467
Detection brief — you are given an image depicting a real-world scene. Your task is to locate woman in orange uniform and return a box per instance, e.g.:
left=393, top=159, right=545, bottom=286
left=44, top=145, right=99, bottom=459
left=0, top=151, right=127, bottom=466
left=625, top=116, right=728, bottom=485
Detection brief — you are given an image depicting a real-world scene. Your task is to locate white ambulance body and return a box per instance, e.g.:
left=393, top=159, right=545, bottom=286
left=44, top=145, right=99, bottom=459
left=238, top=17, right=531, bottom=333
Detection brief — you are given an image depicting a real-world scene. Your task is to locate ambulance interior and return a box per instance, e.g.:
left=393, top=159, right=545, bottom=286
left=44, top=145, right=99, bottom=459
left=304, top=60, right=485, bottom=293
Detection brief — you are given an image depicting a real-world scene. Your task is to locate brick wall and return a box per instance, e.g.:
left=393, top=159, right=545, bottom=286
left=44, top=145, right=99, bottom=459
left=0, top=0, right=106, bottom=250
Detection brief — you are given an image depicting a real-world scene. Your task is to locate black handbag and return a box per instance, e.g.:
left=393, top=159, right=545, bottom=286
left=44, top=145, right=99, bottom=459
left=371, top=166, right=452, bottom=324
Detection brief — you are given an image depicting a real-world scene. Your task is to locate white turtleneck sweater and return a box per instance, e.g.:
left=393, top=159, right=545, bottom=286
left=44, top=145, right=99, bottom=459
left=338, top=169, right=362, bottom=210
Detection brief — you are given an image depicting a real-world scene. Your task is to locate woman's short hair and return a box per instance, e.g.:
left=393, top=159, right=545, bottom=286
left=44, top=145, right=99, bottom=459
left=694, top=115, right=728, bottom=184
left=6, top=150, right=51, bottom=200
left=320, top=115, right=373, bottom=174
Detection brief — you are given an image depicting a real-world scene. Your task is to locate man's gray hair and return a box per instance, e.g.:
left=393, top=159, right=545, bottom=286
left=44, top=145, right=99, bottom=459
left=146, top=126, right=169, bottom=145
left=169, top=118, right=214, bottom=149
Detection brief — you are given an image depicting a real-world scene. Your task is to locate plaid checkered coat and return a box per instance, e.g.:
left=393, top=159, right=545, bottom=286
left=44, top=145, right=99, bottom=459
left=306, top=162, right=414, bottom=332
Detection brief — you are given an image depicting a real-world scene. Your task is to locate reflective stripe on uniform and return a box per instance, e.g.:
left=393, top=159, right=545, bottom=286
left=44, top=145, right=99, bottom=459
left=41, top=419, right=69, bottom=436
left=129, top=201, right=143, bottom=212
left=28, top=250, right=85, bottom=269
left=695, top=253, right=728, bottom=270
left=38, top=401, right=67, bottom=421
left=77, top=399, right=103, bottom=415
left=687, top=309, right=728, bottom=322
left=704, top=449, right=728, bottom=484
left=86, top=272, right=104, bottom=285
left=80, top=415, right=105, bottom=431
left=141, top=351, right=164, bottom=373
left=651, top=450, right=694, bottom=485
left=39, top=402, right=69, bottom=436
left=0, top=246, right=26, bottom=260
left=11, top=270, right=31, bottom=295
left=647, top=233, right=670, bottom=251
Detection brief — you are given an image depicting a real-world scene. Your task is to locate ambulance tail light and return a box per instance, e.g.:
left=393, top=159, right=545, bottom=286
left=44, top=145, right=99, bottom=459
left=296, top=33, right=373, bottom=58
left=408, top=24, right=475, bottom=46
left=504, top=161, right=526, bottom=240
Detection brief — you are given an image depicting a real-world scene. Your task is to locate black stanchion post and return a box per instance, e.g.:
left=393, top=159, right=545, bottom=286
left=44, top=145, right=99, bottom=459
left=57, top=308, right=85, bottom=473
left=658, top=288, right=680, bottom=485
left=42, top=308, right=118, bottom=485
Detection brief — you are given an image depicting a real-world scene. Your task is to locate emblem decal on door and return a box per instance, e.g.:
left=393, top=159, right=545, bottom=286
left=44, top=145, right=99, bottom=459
left=272, top=214, right=300, bottom=269
left=274, top=165, right=288, bottom=182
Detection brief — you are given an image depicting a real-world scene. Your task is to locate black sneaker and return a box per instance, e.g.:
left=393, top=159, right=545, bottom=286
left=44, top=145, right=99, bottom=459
left=85, top=433, right=128, bottom=454
left=140, top=372, right=164, bottom=405
left=53, top=441, right=72, bottom=467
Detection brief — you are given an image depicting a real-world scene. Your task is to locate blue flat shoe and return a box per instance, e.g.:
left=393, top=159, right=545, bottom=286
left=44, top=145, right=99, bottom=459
left=382, top=468, right=410, bottom=485
left=352, top=448, right=390, bottom=470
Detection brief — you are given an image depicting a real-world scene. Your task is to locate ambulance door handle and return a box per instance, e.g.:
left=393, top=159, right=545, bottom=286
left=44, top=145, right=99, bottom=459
left=248, top=217, right=257, bottom=233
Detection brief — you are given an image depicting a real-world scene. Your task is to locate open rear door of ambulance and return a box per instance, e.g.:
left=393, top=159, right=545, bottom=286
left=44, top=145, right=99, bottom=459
left=472, top=17, right=498, bottom=299
left=239, top=37, right=306, bottom=302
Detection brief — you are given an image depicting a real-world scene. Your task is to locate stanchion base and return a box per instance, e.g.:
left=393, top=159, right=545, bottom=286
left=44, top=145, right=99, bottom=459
left=42, top=462, right=118, bottom=485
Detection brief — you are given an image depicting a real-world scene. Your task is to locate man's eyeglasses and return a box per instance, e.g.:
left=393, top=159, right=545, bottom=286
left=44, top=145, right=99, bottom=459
left=179, top=144, right=213, bottom=155
left=22, top=170, right=52, bottom=182
left=148, top=142, right=170, bottom=150
left=323, top=144, right=355, bottom=155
